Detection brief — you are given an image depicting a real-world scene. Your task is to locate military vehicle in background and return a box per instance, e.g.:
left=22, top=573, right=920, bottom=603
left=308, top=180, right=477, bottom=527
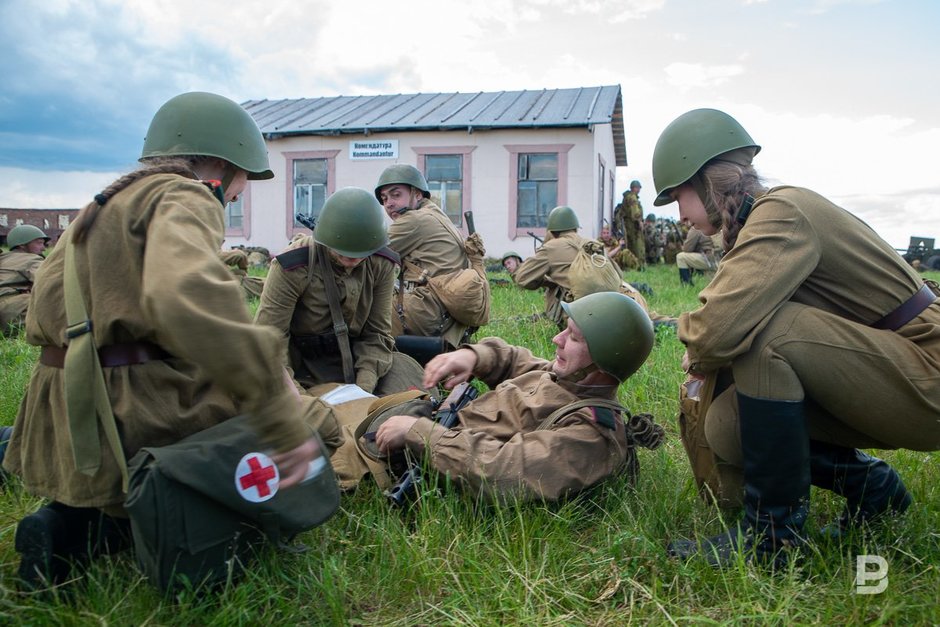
left=900, top=236, right=940, bottom=270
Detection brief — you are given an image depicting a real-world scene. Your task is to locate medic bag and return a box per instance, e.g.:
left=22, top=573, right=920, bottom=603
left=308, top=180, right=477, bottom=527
left=124, top=414, right=340, bottom=593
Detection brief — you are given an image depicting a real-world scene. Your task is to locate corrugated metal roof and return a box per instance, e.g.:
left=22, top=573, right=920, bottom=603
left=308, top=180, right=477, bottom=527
left=243, top=85, right=627, bottom=166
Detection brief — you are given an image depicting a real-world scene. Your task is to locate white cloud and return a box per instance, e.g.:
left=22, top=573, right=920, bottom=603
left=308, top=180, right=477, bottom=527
left=0, top=167, right=119, bottom=209
left=664, top=62, right=745, bottom=90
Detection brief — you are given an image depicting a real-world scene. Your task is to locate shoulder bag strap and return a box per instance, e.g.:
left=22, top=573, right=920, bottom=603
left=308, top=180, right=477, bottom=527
left=537, top=398, right=626, bottom=431
left=62, top=234, right=129, bottom=491
left=315, top=243, right=356, bottom=384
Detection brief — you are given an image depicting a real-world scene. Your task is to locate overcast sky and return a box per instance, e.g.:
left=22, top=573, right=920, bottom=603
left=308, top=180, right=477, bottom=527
left=1, top=0, right=937, bottom=248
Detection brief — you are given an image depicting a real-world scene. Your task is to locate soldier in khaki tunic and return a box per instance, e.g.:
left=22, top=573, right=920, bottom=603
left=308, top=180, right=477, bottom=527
left=614, top=180, right=645, bottom=266
left=375, top=164, right=475, bottom=349
left=0, top=224, right=49, bottom=334
left=375, top=292, right=662, bottom=503
left=513, top=205, right=587, bottom=328
left=675, top=226, right=717, bottom=285
left=255, top=187, right=424, bottom=395
left=653, top=108, right=940, bottom=568
left=219, top=248, right=265, bottom=299
left=4, top=92, right=330, bottom=588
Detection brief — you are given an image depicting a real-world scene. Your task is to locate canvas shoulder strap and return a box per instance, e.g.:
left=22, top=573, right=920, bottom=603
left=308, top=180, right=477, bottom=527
left=537, top=398, right=625, bottom=431
left=314, top=242, right=356, bottom=384
left=62, top=233, right=129, bottom=491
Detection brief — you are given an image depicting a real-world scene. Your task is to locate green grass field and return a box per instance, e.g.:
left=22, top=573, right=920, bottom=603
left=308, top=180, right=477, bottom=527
left=1, top=264, right=938, bottom=625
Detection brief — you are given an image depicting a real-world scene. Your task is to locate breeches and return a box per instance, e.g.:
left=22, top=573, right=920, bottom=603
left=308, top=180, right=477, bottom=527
left=705, top=301, right=940, bottom=464
left=676, top=252, right=711, bottom=271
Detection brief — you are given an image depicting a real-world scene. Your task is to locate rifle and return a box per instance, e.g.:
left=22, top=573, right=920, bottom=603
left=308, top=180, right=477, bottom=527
left=385, top=381, right=479, bottom=507
left=464, top=211, right=475, bottom=235
left=526, top=230, right=543, bottom=253
left=295, top=213, right=317, bottom=231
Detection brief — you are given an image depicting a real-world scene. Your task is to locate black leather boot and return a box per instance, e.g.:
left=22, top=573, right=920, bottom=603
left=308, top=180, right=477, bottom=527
left=668, top=394, right=810, bottom=568
left=15, top=502, right=131, bottom=589
left=809, top=440, right=912, bottom=537
left=0, top=425, right=13, bottom=485
left=678, top=268, right=694, bottom=285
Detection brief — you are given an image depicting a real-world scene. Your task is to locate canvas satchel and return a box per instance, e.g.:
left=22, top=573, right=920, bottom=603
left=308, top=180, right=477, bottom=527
left=124, top=414, right=340, bottom=593
left=426, top=232, right=491, bottom=328
left=568, top=239, right=622, bottom=300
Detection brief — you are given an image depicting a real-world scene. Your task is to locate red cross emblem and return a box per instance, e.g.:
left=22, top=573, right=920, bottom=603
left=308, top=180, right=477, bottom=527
left=235, top=452, right=280, bottom=503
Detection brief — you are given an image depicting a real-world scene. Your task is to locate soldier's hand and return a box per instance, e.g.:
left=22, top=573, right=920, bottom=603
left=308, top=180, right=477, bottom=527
left=375, top=415, right=418, bottom=453
left=423, top=348, right=477, bottom=389
left=273, top=437, right=322, bottom=489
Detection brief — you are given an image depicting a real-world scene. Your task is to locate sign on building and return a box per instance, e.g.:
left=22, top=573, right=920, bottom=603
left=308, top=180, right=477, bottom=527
left=350, top=140, right=399, bottom=160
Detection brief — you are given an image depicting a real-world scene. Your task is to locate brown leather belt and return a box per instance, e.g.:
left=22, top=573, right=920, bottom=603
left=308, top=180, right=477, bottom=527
left=872, top=284, right=938, bottom=331
left=40, top=342, right=171, bottom=368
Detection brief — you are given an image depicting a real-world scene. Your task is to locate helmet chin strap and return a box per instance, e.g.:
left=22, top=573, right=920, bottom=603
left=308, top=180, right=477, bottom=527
left=559, top=362, right=599, bottom=384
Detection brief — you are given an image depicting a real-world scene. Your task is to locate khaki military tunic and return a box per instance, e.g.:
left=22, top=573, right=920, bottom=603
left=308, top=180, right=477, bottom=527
left=255, top=236, right=420, bottom=394
left=3, top=173, right=326, bottom=509
left=615, top=191, right=645, bottom=264
left=0, top=249, right=44, bottom=332
left=388, top=198, right=471, bottom=347
left=513, top=231, right=587, bottom=324
left=681, top=186, right=940, bottom=468
left=676, top=227, right=716, bottom=271
left=404, top=337, right=630, bottom=502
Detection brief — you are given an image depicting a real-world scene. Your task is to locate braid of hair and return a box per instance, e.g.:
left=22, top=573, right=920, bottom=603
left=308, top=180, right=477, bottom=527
left=699, top=160, right=767, bottom=253
left=71, top=158, right=195, bottom=243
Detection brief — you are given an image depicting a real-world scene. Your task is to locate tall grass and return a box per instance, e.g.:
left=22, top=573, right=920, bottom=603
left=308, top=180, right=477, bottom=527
left=1, top=265, right=938, bottom=624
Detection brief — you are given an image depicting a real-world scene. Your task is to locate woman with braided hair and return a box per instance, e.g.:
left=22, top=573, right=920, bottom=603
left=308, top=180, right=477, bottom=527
left=4, top=92, right=332, bottom=588
left=654, top=108, right=940, bottom=568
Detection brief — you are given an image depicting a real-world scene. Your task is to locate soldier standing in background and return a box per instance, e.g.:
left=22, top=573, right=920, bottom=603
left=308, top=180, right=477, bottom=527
left=255, top=187, right=424, bottom=395
left=614, top=180, right=646, bottom=267
left=0, top=225, right=49, bottom=335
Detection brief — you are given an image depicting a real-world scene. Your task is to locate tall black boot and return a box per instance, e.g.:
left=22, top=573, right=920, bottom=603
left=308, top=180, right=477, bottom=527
left=809, top=440, right=911, bottom=537
left=678, top=268, right=694, bottom=285
left=668, top=394, right=810, bottom=568
left=15, top=502, right=131, bottom=589
left=0, top=425, right=13, bottom=485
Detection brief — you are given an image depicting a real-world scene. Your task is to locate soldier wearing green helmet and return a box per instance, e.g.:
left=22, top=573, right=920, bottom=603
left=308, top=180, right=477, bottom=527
left=514, top=205, right=589, bottom=328
left=654, top=108, right=938, bottom=570
left=500, top=251, right=523, bottom=274
left=1, top=225, right=50, bottom=335
left=373, top=290, right=663, bottom=503
left=375, top=163, right=485, bottom=352
left=613, top=179, right=646, bottom=267
left=6, top=91, right=332, bottom=589
left=255, top=187, right=425, bottom=395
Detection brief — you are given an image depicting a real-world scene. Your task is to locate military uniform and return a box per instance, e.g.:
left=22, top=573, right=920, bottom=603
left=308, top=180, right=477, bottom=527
left=513, top=230, right=587, bottom=326
left=615, top=190, right=645, bottom=265
left=3, top=174, right=337, bottom=510
left=675, top=227, right=716, bottom=272
left=682, top=186, right=940, bottom=475
left=403, top=337, right=631, bottom=502
left=388, top=198, right=472, bottom=347
left=219, top=248, right=265, bottom=299
left=0, top=249, right=44, bottom=333
left=255, top=235, right=423, bottom=395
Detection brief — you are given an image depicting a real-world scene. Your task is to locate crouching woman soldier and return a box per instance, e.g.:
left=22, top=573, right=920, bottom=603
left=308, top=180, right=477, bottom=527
left=255, top=187, right=425, bottom=395
left=375, top=292, right=665, bottom=503
left=652, top=108, right=940, bottom=567
left=3, top=92, right=332, bottom=588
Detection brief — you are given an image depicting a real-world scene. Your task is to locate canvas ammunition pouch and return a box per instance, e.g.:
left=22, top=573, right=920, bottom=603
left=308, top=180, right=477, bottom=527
left=327, top=389, right=432, bottom=491
left=677, top=368, right=737, bottom=507
left=124, top=415, right=340, bottom=593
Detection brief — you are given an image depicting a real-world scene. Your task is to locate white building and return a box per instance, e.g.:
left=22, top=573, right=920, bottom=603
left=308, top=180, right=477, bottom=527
left=228, top=85, right=627, bottom=259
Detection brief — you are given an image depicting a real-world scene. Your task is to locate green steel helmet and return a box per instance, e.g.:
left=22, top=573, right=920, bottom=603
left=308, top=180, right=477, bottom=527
left=314, top=187, right=389, bottom=258
left=7, top=224, right=49, bottom=249
left=651, top=108, right=760, bottom=206
left=630, top=179, right=642, bottom=188
left=501, top=251, right=523, bottom=264
left=561, top=291, right=654, bottom=382
left=374, top=164, right=430, bottom=201
left=141, top=92, right=273, bottom=180
left=546, top=205, right=579, bottom=232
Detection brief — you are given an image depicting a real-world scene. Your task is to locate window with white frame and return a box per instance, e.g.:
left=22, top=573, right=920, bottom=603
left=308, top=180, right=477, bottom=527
left=225, top=196, right=244, bottom=229
left=425, top=154, right=463, bottom=227
left=293, top=159, right=328, bottom=225
left=516, top=153, right=558, bottom=228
